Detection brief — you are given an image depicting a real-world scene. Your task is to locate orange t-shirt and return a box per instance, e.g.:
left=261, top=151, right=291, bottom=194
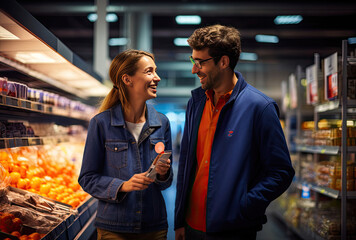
left=186, top=89, right=232, bottom=232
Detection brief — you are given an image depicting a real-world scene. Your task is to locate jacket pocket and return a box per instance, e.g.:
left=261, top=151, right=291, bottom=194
left=105, top=141, right=128, bottom=170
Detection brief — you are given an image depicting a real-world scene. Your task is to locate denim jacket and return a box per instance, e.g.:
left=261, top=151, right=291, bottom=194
left=78, top=103, right=173, bottom=233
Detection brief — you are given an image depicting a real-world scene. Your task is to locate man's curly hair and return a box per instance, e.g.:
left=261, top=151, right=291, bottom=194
left=187, top=24, right=241, bottom=70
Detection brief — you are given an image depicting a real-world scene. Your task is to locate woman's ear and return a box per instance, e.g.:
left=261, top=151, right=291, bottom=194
left=122, top=74, right=132, bottom=86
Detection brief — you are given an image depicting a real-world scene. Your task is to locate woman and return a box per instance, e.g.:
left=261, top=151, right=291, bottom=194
left=78, top=49, right=173, bottom=240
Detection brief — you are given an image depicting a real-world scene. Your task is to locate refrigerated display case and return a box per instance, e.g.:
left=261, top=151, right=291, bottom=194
left=0, top=0, right=106, bottom=239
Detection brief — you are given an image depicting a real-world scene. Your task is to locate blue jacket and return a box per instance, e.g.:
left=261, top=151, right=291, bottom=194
left=174, top=71, right=294, bottom=232
left=79, top=103, right=173, bottom=233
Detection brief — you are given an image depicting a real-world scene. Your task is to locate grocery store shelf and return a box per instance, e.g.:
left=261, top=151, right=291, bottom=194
left=315, top=100, right=340, bottom=113
left=296, top=145, right=356, bottom=154
left=0, top=1, right=110, bottom=98
left=271, top=208, right=326, bottom=240
left=296, top=144, right=340, bottom=154
left=0, top=94, right=93, bottom=126
left=294, top=178, right=356, bottom=199
left=315, top=99, right=356, bottom=114
left=0, top=135, right=74, bottom=149
left=270, top=209, right=310, bottom=240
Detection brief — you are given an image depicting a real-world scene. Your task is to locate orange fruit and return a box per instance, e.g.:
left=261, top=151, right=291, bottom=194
left=11, top=165, right=20, bottom=174
left=30, top=177, right=42, bottom=191
left=11, top=231, right=21, bottom=237
left=10, top=172, right=21, bottom=185
left=18, top=166, right=27, bottom=178
left=17, top=178, right=27, bottom=189
left=39, top=184, right=50, bottom=195
left=68, top=198, right=80, bottom=208
left=29, top=232, right=41, bottom=240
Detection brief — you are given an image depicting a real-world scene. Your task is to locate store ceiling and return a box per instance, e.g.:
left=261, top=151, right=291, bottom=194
left=11, top=0, right=356, bottom=102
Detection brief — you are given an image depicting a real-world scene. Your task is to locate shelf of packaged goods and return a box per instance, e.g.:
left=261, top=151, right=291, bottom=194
left=0, top=136, right=73, bottom=149
left=315, top=100, right=340, bottom=113
left=269, top=204, right=313, bottom=240
left=296, top=145, right=339, bottom=154
left=294, top=178, right=356, bottom=199
left=348, top=57, right=356, bottom=63
left=296, top=145, right=356, bottom=154
left=315, top=99, right=356, bottom=114
left=0, top=94, right=91, bottom=125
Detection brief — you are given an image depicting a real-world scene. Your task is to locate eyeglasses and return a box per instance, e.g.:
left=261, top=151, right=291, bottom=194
left=189, top=56, right=216, bottom=69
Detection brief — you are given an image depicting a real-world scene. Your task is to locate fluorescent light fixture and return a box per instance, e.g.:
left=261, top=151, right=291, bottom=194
left=87, top=13, right=118, bottom=22
left=84, top=85, right=111, bottom=96
left=108, top=38, right=128, bottom=46
left=106, top=13, right=118, bottom=22
left=255, top=34, right=279, bottom=43
left=348, top=37, right=356, bottom=44
left=65, top=79, right=100, bottom=88
left=174, top=38, right=189, bottom=46
left=56, top=70, right=80, bottom=80
left=274, top=15, right=303, bottom=25
left=175, top=15, right=201, bottom=25
left=240, top=52, right=258, bottom=61
left=0, top=26, right=20, bottom=40
left=15, top=52, right=65, bottom=63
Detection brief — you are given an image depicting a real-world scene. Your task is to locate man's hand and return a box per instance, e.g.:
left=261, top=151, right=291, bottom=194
left=175, top=227, right=185, bottom=240
left=120, top=172, right=154, bottom=192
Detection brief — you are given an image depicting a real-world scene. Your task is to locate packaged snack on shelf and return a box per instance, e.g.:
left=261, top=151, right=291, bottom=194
left=6, top=81, right=17, bottom=98
left=0, top=77, right=8, bottom=95
left=315, top=161, right=335, bottom=187
left=334, top=179, right=354, bottom=191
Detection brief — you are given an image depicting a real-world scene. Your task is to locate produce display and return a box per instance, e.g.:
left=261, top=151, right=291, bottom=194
left=0, top=144, right=88, bottom=208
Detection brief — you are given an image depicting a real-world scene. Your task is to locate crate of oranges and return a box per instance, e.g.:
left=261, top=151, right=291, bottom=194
left=0, top=145, right=89, bottom=209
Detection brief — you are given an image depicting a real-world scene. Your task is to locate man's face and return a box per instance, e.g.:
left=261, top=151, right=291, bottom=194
left=191, top=48, right=221, bottom=90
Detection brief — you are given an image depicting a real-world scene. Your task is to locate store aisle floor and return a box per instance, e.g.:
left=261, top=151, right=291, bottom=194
left=162, top=161, right=302, bottom=240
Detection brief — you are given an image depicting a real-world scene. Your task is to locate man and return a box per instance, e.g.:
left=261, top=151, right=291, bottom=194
left=174, top=24, right=295, bottom=240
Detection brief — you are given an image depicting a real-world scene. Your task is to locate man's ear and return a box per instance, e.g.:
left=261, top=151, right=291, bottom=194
left=220, top=55, right=230, bottom=69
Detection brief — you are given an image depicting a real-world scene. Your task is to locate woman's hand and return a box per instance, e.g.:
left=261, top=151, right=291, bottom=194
left=155, top=159, right=171, bottom=180
left=120, top=172, right=154, bottom=192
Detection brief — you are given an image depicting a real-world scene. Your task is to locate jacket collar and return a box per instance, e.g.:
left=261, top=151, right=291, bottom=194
left=110, top=102, right=162, bottom=127
left=191, top=71, right=247, bottom=103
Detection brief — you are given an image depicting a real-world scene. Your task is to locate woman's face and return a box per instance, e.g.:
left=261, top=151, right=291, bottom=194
left=127, top=56, right=161, bottom=101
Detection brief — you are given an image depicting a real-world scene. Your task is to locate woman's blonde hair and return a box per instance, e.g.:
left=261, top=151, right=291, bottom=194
left=98, top=49, right=154, bottom=113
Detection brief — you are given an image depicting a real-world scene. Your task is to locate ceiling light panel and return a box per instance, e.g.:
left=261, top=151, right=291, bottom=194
left=175, top=15, right=201, bottom=25
left=240, top=52, right=258, bottom=61
left=0, top=26, right=19, bottom=39
left=87, top=13, right=118, bottom=22
left=174, top=38, right=189, bottom=46
left=274, top=15, right=303, bottom=25
left=255, top=34, right=279, bottom=43
left=348, top=37, right=356, bottom=44
left=15, top=52, right=66, bottom=63
left=108, top=38, right=128, bottom=46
